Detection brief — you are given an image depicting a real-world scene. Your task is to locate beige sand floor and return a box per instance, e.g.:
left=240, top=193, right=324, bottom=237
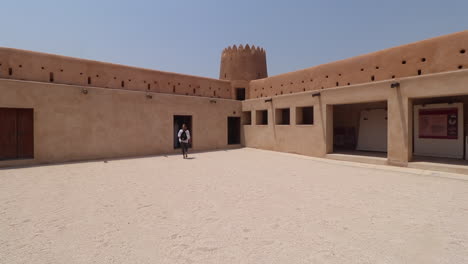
left=1, top=148, right=468, bottom=264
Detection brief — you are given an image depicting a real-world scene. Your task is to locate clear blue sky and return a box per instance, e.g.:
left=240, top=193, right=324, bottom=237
left=1, top=0, right=466, bottom=78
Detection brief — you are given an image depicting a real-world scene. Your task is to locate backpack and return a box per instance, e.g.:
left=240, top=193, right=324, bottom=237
left=180, top=130, right=187, bottom=140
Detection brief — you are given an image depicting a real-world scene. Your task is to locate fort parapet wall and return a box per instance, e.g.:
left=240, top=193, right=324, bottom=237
left=0, top=48, right=232, bottom=99
left=249, top=31, right=468, bottom=98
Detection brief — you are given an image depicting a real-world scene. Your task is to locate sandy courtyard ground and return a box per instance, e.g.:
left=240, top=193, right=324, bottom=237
left=1, top=148, right=468, bottom=264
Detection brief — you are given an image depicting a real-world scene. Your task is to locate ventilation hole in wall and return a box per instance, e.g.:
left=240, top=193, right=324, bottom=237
left=8, top=68, right=13, bottom=75
left=290, top=91, right=292, bottom=93
left=325, top=75, right=329, bottom=78
left=460, top=49, right=466, bottom=54
left=421, top=58, right=426, bottom=62
left=371, top=75, right=375, bottom=81
left=361, top=68, right=364, bottom=71
left=224, top=73, right=227, bottom=78
left=392, top=75, right=396, bottom=79
left=281, top=84, right=283, bottom=86
left=262, top=87, right=265, bottom=90
left=417, top=69, right=422, bottom=75
left=173, top=86, right=176, bottom=92
left=281, top=91, right=283, bottom=94
left=121, top=81, right=125, bottom=88
left=459, top=65, right=464, bottom=69
left=19, top=65, right=22, bottom=68
left=49, top=72, right=54, bottom=82
left=347, top=83, right=351, bottom=85
left=96, top=75, right=99, bottom=78
left=270, top=86, right=273, bottom=88
left=59, top=69, right=63, bottom=72
left=214, top=91, right=216, bottom=96
left=88, top=77, right=92, bottom=85
left=128, top=79, right=131, bottom=82
left=40, top=66, right=44, bottom=70
left=321, top=87, right=324, bottom=89
left=336, top=82, right=339, bottom=86
left=143, top=80, right=146, bottom=83
left=303, top=88, right=306, bottom=91
left=290, top=82, right=293, bottom=85
left=310, top=79, right=313, bottom=81
left=168, top=82, right=171, bottom=85
left=114, top=77, right=117, bottom=79
left=147, top=84, right=151, bottom=90
left=302, top=80, right=304, bottom=83
left=402, top=60, right=406, bottom=64
left=193, top=88, right=196, bottom=94
left=80, top=72, right=83, bottom=75
left=375, top=66, right=379, bottom=69
left=178, top=83, right=181, bottom=85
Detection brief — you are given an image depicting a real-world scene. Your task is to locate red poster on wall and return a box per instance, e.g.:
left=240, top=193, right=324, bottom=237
left=419, top=108, right=458, bottom=139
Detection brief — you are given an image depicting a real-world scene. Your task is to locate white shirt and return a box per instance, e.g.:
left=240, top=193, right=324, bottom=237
left=178, top=129, right=191, bottom=143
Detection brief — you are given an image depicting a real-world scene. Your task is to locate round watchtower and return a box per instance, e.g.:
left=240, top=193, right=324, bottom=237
left=219, top=44, right=268, bottom=81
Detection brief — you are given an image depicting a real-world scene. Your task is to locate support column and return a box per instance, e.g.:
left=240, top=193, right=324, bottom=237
left=387, top=87, right=411, bottom=166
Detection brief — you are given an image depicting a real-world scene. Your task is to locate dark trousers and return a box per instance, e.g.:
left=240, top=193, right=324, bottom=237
left=181, top=142, right=189, bottom=156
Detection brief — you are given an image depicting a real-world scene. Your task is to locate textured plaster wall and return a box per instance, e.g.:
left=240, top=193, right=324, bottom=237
left=242, top=70, right=468, bottom=166
left=0, top=79, right=241, bottom=167
left=0, top=48, right=232, bottom=99
left=249, top=31, right=468, bottom=99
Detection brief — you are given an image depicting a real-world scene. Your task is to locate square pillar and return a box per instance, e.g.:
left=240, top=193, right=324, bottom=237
left=387, top=88, right=411, bottom=166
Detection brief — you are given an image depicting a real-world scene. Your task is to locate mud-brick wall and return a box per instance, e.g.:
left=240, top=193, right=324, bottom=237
left=0, top=79, right=241, bottom=167
left=0, top=48, right=232, bottom=99
left=250, top=31, right=468, bottom=99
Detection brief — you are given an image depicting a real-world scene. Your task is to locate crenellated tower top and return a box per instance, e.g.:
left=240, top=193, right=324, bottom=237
left=219, top=44, right=268, bottom=81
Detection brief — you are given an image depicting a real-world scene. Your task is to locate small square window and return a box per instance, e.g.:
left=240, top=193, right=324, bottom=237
left=256, top=110, right=268, bottom=125
left=275, top=108, right=290, bottom=125
left=242, top=111, right=252, bottom=125
left=296, top=106, right=314, bottom=125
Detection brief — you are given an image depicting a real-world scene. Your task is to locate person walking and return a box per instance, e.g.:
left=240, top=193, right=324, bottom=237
left=177, top=123, right=191, bottom=159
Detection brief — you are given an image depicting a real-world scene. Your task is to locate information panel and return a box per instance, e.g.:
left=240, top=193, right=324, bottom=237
left=418, top=108, right=458, bottom=139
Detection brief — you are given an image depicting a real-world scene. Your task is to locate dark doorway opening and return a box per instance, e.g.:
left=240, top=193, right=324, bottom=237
left=0, top=108, right=34, bottom=160
left=236, top=88, right=246, bottom=101
left=228, top=117, right=241, bottom=145
left=174, top=115, right=192, bottom=149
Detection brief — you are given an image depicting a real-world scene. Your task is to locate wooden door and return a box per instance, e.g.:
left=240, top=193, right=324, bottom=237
left=17, top=109, right=34, bottom=158
left=0, top=108, right=18, bottom=160
left=0, top=108, right=34, bottom=160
